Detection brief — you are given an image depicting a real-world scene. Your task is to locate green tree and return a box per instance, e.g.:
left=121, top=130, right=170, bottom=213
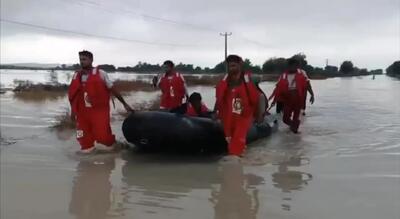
left=98, top=64, right=116, bottom=72
left=340, top=61, right=354, bottom=74
left=359, top=69, right=368, bottom=75
left=194, top=66, right=203, bottom=73
left=291, top=53, right=308, bottom=68
left=262, top=57, right=287, bottom=74
left=325, top=65, right=338, bottom=73
left=212, top=61, right=226, bottom=73
left=175, top=63, right=195, bottom=73
left=243, top=58, right=262, bottom=73
left=386, top=61, right=400, bottom=77
left=71, top=64, right=80, bottom=70
left=304, top=64, right=315, bottom=74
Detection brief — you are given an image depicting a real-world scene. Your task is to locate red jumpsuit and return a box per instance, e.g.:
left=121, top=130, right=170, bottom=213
left=216, top=72, right=260, bottom=156
left=158, top=72, right=186, bottom=110
left=68, top=67, right=115, bottom=150
left=275, top=70, right=307, bottom=132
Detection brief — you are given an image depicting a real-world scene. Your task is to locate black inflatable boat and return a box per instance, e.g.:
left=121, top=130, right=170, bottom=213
left=122, top=111, right=275, bottom=153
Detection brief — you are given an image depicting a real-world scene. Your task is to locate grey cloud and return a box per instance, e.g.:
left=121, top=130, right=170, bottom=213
left=1, top=0, right=398, bottom=69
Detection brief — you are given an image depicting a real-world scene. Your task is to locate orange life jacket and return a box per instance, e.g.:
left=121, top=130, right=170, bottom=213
left=215, top=71, right=260, bottom=122
left=68, top=67, right=110, bottom=113
left=159, top=71, right=186, bottom=109
left=275, top=69, right=308, bottom=103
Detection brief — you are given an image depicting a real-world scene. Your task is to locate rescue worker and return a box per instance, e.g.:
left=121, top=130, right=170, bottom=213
left=273, top=58, right=314, bottom=133
left=155, top=60, right=189, bottom=110
left=170, top=92, right=211, bottom=117
left=68, top=50, right=133, bottom=154
left=300, top=70, right=315, bottom=115
left=215, top=55, right=260, bottom=157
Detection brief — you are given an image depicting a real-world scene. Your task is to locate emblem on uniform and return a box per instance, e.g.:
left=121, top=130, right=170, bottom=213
left=170, top=86, right=175, bottom=97
left=76, top=130, right=84, bottom=138
left=232, top=98, right=243, bottom=114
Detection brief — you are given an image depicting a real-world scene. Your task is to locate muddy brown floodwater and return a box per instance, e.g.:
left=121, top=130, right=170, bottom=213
left=1, top=74, right=399, bottom=219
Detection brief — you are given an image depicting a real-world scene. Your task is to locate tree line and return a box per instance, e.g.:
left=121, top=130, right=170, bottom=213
left=77, top=53, right=386, bottom=77
left=386, top=61, right=400, bottom=78
left=2, top=53, right=398, bottom=77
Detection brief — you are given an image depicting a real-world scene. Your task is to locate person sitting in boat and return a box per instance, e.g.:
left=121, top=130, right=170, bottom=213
left=170, top=92, right=212, bottom=118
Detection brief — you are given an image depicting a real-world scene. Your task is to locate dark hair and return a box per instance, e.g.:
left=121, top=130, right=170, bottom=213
left=226, top=54, right=243, bottom=64
left=189, top=92, right=202, bottom=103
left=79, top=50, right=93, bottom=59
left=287, top=58, right=300, bottom=66
left=163, top=60, right=174, bottom=67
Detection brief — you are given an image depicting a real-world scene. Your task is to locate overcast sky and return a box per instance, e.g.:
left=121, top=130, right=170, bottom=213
left=1, top=0, right=399, bottom=69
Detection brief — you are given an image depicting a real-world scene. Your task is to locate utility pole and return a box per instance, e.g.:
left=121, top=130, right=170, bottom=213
left=220, top=32, right=232, bottom=72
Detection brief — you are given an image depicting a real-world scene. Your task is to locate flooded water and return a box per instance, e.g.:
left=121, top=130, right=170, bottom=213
left=0, top=69, right=204, bottom=88
left=0, top=72, right=399, bottom=219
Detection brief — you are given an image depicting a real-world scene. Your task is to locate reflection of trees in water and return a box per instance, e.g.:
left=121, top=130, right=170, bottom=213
left=211, top=163, right=263, bottom=219
left=69, top=156, right=115, bottom=219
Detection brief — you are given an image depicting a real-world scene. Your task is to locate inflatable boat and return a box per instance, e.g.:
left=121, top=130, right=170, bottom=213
left=122, top=111, right=275, bottom=153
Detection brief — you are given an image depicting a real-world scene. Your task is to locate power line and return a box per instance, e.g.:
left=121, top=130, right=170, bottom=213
left=57, top=0, right=272, bottom=48
left=0, top=18, right=201, bottom=47
left=59, top=0, right=219, bottom=32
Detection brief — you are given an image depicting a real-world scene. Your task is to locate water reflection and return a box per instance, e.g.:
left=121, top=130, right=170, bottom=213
left=120, top=153, right=264, bottom=219
left=120, top=155, right=221, bottom=215
left=212, top=162, right=263, bottom=219
left=272, top=156, right=312, bottom=193
left=69, top=156, right=115, bottom=219
left=271, top=153, right=312, bottom=211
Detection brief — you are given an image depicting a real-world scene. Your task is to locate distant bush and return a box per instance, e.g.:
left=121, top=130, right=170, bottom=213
left=386, top=61, right=400, bottom=77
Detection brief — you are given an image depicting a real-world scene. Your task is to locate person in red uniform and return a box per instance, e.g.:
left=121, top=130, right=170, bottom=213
left=155, top=60, right=188, bottom=110
left=215, top=55, right=260, bottom=157
left=170, top=92, right=211, bottom=117
left=68, top=50, right=133, bottom=154
left=273, top=58, right=314, bottom=133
